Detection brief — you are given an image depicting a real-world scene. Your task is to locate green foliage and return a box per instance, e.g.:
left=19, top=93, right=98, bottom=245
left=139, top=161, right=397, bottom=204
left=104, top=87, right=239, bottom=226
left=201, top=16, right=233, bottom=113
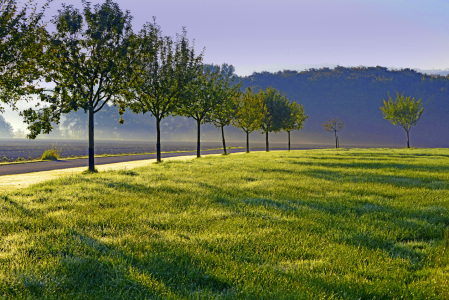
left=283, top=101, right=307, bottom=133
left=21, top=0, right=134, bottom=171
left=380, top=92, right=424, bottom=130
left=177, top=66, right=223, bottom=157
left=260, top=87, right=291, bottom=134
left=1, top=149, right=448, bottom=298
left=380, top=92, right=424, bottom=148
left=177, top=67, right=221, bottom=123
left=206, top=64, right=242, bottom=128
left=241, top=67, right=449, bottom=147
left=123, top=20, right=202, bottom=161
left=41, top=149, right=60, bottom=161
left=233, top=87, right=266, bottom=134
left=205, top=63, right=242, bottom=154
left=0, top=0, right=49, bottom=112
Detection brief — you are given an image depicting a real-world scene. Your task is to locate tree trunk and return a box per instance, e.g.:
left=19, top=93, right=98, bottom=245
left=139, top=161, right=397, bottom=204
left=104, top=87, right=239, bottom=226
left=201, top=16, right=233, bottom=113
left=334, top=130, right=338, bottom=148
left=406, top=130, right=410, bottom=148
left=221, top=125, right=227, bottom=155
left=288, top=131, right=291, bottom=151
left=156, top=117, right=161, bottom=162
left=88, top=106, right=95, bottom=172
left=266, top=131, right=269, bottom=152
left=197, top=118, right=201, bottom=158
left=246, top=131, right=250, bottom=153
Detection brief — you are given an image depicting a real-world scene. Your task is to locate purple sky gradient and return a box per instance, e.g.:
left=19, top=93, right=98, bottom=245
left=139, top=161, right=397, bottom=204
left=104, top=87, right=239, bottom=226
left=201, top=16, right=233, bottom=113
left=40, top=0, right=449, bottom=76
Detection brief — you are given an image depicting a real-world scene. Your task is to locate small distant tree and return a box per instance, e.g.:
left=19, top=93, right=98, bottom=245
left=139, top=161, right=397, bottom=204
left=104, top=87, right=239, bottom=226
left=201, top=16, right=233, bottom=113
left=380, top=92, right=423, bottom=148
left=322, top=117, right=344, bottom=148
left=260, top=88, right=290, bottom=152
left=232, top=87, right=266, bottom=153
left=22, top=0, right=134, bottom=172
left=124, top=21, right=202, bottom=162
left=283, top=102, right=307, bottom=150
left=205, top=64, right=241, bottom=155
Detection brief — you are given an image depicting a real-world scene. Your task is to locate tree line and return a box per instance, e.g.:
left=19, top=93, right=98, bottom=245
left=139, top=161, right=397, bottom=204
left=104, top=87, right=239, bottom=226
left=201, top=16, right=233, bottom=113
left=242, top=67, right=444, bottom=148
left=1, top=0, right=307, bottom=172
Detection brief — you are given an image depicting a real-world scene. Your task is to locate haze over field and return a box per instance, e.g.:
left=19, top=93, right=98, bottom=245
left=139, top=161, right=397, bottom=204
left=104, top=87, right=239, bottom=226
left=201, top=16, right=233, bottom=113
left=3, top=0, right=449, bottom=147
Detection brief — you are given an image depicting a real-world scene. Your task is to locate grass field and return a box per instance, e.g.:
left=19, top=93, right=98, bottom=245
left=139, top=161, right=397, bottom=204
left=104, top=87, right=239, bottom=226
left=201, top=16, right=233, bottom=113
left=1, top=148, right=448, bottom=299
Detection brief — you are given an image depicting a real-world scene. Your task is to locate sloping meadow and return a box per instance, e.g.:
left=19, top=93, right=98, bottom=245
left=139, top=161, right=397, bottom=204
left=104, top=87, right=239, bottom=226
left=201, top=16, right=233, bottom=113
left=1, top=149, right=448, bottom=299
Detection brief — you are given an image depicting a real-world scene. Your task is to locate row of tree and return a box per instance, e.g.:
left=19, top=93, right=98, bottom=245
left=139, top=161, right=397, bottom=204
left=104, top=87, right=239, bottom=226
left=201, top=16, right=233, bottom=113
left=1, top=0, right=307, bottom=172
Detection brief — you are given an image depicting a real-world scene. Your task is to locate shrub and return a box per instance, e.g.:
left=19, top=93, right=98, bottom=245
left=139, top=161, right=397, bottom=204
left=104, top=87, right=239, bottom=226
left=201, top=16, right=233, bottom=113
left=41, top=149, right=60, bottom=161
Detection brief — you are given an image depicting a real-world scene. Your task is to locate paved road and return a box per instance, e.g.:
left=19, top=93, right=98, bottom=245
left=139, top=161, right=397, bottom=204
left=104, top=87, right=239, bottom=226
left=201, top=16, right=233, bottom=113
left=0, top=147, right=306, bottom=176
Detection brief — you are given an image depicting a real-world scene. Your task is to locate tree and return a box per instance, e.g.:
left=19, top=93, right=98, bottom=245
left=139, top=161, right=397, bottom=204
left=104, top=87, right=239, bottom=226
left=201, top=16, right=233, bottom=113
left=124, top=21, right=202, bottom=162
left=22, top=0, right=133, bottom=172
left=322, top=117, right=344, bottom=148
left=380, top=92, right=423, bottom=148
left=260, top=87, right=291, bottom=152
left=0, top=0, right=48, bottom=107
left=205, top=64, right=241, bottom=155
left=282, top=101, right=307, bottom=150
left=232, top=87, right=266, bottom=153
left=1, top=0, right=49, bottom=136
left=177, top=66, right=220, bottom=158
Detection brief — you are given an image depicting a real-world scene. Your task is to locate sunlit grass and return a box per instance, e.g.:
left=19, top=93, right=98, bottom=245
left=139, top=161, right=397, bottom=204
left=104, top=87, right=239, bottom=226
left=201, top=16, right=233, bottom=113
left=1, top=148, right=448, bottom=299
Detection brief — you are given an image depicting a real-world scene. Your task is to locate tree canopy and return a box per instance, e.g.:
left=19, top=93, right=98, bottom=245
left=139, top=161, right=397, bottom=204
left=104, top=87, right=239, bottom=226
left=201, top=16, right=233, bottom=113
left=124, top=21, right=202, bottom=161
left=205, top=64, right=242, bottom=154
left=177, top=66, right=221, bottom=157
left=0, top=0, right=48, bottom=111
left=259, top=87, right=291, bottom=151
left=283, top=102, right=307, bottom=150
left=232, top=87, right=266, bottom=153
left=380, top=92, right=424, bottom=148
left=22, top=0, right=134, bottom=171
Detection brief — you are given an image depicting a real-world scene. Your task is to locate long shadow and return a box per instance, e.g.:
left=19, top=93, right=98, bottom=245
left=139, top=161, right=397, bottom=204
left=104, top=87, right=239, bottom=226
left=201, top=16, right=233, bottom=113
left=209, top=184, right=448, bottom=268
left=81, top=176, right=188, bottom=196
left=19, top=228, right=233, bottom=299
left=1, top=195, right=36, bottom=218
left=293, top=160, right=449, bottom=173
left=303, top=167, right=449, bottom=190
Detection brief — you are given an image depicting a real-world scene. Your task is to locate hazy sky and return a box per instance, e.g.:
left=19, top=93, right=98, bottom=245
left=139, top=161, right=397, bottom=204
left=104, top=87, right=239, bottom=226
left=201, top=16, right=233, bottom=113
left=39, top=0, right=449, bottom=76
left=5, top=0, right=449, bottom=131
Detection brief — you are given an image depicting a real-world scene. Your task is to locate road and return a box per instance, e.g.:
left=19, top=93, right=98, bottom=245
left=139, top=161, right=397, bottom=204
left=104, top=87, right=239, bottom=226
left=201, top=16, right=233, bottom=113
left=0, top=147, right=305, bottom=176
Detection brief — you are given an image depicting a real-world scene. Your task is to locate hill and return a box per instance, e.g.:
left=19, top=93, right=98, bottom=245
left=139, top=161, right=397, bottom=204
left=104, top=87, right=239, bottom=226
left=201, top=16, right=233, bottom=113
left=241, top=67, right=449, bottom=147
left=43, top=66, right=449, bottom=148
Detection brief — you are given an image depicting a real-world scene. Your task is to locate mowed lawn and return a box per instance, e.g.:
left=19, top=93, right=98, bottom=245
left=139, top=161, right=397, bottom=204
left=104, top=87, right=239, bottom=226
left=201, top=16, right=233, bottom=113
left=1, top=149, right=448, bottom=299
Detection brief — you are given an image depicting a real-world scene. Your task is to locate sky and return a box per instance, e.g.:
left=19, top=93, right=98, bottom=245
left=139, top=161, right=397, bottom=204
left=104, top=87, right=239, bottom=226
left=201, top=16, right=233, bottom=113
left=5, top=0, right=449, bottom=131
left=39, top=0, right=449, bottom=76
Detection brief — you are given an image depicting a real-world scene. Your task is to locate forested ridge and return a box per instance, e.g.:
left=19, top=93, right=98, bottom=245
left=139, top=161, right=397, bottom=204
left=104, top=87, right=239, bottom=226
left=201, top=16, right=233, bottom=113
left=34, top=66, right=449, bottom=147
left=241, top=66, right=449, bottom=147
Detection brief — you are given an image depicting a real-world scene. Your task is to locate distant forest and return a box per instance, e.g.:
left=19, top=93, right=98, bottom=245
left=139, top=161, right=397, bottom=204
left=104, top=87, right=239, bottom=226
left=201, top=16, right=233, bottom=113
left=241, top=66, right=449, bottom=147
left=24, top=66, right=449, bottom=148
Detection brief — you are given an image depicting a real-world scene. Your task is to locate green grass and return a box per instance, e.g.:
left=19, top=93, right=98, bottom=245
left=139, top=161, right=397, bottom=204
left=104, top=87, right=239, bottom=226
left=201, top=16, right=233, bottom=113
left=1, top=148, right=448, bottom=299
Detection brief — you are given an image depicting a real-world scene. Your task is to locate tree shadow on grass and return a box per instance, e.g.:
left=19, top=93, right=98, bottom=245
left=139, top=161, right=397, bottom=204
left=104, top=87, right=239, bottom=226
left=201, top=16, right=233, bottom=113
left=18, top=229, right=233, bottom=299
left=2, top=195, right=36, bottom=217
left=211, top=187, right=448, bottom=269
left=293, top=159, right=449, bottom=174
left=303, top=168, right=449, bottom=190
